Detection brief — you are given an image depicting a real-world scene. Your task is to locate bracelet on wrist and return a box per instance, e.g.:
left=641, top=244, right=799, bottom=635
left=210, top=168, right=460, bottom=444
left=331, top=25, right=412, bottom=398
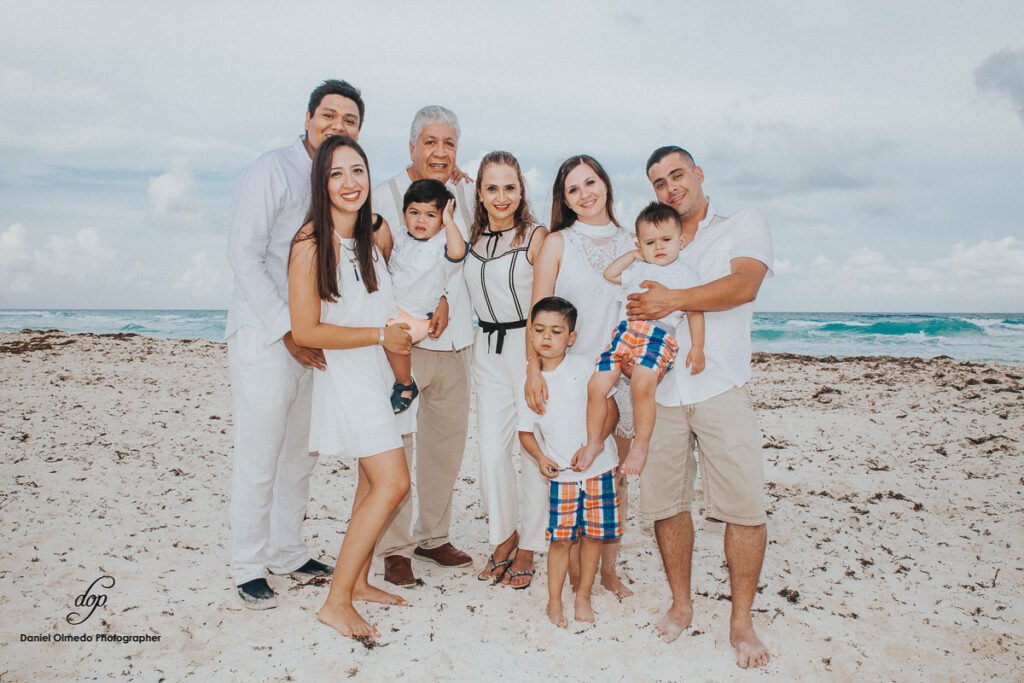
left=378, top=327, right=385, bottom=345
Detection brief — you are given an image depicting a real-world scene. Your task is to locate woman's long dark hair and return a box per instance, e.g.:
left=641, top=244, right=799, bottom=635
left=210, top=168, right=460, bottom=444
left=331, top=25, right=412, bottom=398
left=301, top=135, right=379, bottom=301
left=549, top=154, right=620, bottom=233
left=469, top=150, right=538, bottom=247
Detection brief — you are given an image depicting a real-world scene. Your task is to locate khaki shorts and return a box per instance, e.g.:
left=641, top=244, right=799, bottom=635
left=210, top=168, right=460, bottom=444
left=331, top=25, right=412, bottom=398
left=639, top=385, right=766, bottom=526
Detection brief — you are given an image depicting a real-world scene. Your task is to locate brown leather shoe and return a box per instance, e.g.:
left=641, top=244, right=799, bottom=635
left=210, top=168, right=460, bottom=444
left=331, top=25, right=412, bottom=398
left=413, top=543, right=473, bottom=568
left=384, top=555, right=417, bottom=587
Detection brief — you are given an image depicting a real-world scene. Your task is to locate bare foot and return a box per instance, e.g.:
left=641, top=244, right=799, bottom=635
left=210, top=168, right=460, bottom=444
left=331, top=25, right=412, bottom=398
left=547, top=600, right=567, bottom=628
left=571, top=442, right=602, bottom=471
left=574, top=592, right=595, bottom=623
left=317, top=602, right=379, bottom=639
left=731, top=620, right=770, bottom=668
left=656, top=603, right=693, bottom=643
left=620, top=443, right=648, bottom=476
left=600, top=572, right=634, bottom=598
left=353, top=582, right=408, bottom=606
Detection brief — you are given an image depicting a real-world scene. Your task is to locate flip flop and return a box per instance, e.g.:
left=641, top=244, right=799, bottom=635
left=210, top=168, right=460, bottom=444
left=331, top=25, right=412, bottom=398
left=477, top=554, right=513, bottom=584
left=390, top=381, right=419, bottom=414
left=505, top=567, right=536, bottom=590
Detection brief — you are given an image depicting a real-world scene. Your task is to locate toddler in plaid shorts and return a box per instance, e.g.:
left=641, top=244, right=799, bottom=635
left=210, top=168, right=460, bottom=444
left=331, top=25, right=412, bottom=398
left=575, top=202, right=706, bottom=480
left=517, top=297, right=622, bottom=628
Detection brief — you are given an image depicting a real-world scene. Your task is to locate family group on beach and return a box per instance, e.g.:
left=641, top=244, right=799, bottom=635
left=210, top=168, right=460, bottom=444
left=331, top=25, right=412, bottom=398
left=225, top=79, right=775, bottom=669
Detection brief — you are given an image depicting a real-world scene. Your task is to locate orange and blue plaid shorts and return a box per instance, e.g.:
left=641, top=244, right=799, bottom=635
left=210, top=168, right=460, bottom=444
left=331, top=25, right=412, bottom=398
left=546, top=468, right=622, bottom=542
left=597, top=320, right=678, bottom=375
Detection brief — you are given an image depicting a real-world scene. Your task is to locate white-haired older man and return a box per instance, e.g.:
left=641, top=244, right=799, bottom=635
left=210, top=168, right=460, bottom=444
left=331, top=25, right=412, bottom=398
left=371, top=105, right=475, bottom=587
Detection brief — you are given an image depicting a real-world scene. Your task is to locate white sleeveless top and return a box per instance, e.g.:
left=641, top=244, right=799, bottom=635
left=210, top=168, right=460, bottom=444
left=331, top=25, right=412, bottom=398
left=554, top=221, right=635, bottom=360
left=464, top=225, right=542, bottom=325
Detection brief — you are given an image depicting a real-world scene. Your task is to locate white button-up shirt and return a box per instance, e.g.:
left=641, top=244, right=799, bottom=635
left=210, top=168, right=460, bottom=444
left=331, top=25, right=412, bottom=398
left=226, top=137, right=311, bottom=345
left=372, top=171, right=474, bottom=351
left=656, top=201, right=774, bottom=406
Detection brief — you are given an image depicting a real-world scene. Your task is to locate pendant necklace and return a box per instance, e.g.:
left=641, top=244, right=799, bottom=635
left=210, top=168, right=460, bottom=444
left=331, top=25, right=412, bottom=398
left=336, top=233, right=360, bottom=282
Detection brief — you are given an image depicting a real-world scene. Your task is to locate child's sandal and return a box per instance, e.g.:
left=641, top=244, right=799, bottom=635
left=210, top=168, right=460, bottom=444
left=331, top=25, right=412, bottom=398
left=390, top=381, right=419, bottom=414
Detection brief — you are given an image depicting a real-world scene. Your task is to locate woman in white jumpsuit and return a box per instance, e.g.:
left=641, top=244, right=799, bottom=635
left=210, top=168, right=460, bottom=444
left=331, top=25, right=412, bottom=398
left=463, top=151, right=549, bottom=589
left=527, top=154, right=636, bottom=598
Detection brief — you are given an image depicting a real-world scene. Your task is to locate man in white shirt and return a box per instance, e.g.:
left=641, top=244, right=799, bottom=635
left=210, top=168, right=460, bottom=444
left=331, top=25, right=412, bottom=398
left=627, top=146, right=774, bottom=669
left=226, top=79, right=364, bottom=609
left=371, top=106, right=475, bottom=586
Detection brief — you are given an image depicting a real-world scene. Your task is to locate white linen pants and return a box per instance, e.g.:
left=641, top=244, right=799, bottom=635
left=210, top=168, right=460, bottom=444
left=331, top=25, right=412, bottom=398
left=473, top=328, right=548, bottom=551
left=228, top=327, right=317, bottom=585
left=377, top=346, right=471, bottom=558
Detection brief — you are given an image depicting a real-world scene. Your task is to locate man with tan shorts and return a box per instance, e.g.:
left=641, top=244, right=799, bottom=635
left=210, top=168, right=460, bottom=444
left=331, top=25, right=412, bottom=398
left=627, top=146, right=774, bottom=669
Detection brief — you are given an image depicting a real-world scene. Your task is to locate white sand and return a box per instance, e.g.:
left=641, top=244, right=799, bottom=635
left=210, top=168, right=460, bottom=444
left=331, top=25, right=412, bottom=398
left=1, top=331, right=1022, bottom=681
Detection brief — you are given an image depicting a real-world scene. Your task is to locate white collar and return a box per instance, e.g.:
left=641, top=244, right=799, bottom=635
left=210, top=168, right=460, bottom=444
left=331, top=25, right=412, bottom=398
left=569, top=220, right=617, bottom=239
left=697, top=197, right=724, bottom=231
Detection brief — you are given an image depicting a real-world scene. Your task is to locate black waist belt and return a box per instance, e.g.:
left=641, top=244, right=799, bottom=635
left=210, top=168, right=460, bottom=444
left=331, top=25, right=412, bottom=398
left=478, top=319, right=527, bottom=354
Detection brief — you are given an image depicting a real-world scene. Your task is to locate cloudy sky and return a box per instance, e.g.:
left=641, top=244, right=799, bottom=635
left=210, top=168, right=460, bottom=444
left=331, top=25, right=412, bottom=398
left=2, top=1, right=1022, bottom=312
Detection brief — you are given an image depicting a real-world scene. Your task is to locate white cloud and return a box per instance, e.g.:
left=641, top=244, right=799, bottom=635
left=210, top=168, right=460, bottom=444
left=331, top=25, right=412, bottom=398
left=931, top=237, right=1024, bottom=293
left=773, top=236, right=1024, bottom=311
left=174, top=250, right=227, bottom=293
left=148, top=156, right=205, bottom=229
left=0, top=222, right=31, bottom=269
left=0, top=223, right=117, bottom=299
left=40, top=228, right=116, bottom=277
left=773, top=258, right=801, bottom=276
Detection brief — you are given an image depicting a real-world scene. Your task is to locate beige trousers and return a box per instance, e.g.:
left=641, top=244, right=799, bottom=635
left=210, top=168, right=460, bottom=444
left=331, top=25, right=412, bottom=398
left=377, top=345, right=472, bottom=558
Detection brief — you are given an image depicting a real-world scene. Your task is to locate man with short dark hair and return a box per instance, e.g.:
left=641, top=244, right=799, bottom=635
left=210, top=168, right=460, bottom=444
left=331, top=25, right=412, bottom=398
left=371, top=105, right=475, bottom=587
left=629, top=146, right=774, bottom=668
left=225, top=79, right=364, bottom=609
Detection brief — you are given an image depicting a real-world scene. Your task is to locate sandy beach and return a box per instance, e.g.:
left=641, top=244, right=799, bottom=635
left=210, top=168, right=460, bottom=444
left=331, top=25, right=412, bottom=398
left=1, top=330, right=1021, bottom=681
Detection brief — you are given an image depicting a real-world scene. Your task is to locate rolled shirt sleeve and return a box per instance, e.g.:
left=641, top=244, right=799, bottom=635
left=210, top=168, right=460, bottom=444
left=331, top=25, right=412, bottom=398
left=727, top=209, right=774, bottom=277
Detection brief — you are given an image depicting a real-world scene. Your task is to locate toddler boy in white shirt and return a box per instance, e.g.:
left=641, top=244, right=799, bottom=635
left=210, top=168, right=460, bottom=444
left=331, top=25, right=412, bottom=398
left=517, top=296, right=622, bottom=628
left=574, top=202, right=705, bottom=477
left=386, top=179, right=467, bottom=413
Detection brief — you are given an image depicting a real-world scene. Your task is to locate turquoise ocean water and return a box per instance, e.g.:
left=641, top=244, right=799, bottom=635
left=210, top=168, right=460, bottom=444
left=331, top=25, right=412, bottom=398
left=1, top=310, right=1022, bottom=363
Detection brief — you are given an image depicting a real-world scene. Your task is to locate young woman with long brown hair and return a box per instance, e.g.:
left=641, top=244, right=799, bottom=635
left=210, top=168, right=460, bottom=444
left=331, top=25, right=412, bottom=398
left=288, top=135, right=415, bottom=639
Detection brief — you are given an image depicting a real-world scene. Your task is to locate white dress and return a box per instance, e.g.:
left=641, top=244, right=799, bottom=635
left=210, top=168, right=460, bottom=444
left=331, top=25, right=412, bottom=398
left=308, top=235, right=416, bottom=458
left=554, top=221, right=637, bottom=437
left=463, top=226, right=548, bottom=551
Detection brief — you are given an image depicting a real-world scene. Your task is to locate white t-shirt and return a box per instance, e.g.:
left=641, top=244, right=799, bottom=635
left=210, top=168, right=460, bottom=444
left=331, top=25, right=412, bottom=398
left=372, top=171, right=474, bottom=351
left=516, top=355, right=618, bottom=483
left=618, top=258, right=700, bottom=329
left=225, top=136, right=310, bottom=345
left=390, top=229, right=466, bottom=318
left=656, top=202, right=774, bottom=406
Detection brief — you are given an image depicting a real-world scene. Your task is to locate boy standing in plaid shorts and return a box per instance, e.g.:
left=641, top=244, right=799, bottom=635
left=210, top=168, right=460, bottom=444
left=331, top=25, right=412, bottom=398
left=517, top=297, right=622, bottom=628
left=574, top=202, right=705, bottom=478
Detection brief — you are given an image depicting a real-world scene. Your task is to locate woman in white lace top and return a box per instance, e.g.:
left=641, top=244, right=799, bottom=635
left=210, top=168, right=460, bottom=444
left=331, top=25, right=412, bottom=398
left=527, top=154, right=636, bottom=598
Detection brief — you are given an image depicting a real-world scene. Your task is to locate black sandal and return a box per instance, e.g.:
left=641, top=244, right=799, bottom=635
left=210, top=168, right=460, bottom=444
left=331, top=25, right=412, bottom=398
left=477, top=554, right=513, bottom=584
left=390, top=381, right=419, bottom=414
left=505, top=567, right=536, bottom=590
